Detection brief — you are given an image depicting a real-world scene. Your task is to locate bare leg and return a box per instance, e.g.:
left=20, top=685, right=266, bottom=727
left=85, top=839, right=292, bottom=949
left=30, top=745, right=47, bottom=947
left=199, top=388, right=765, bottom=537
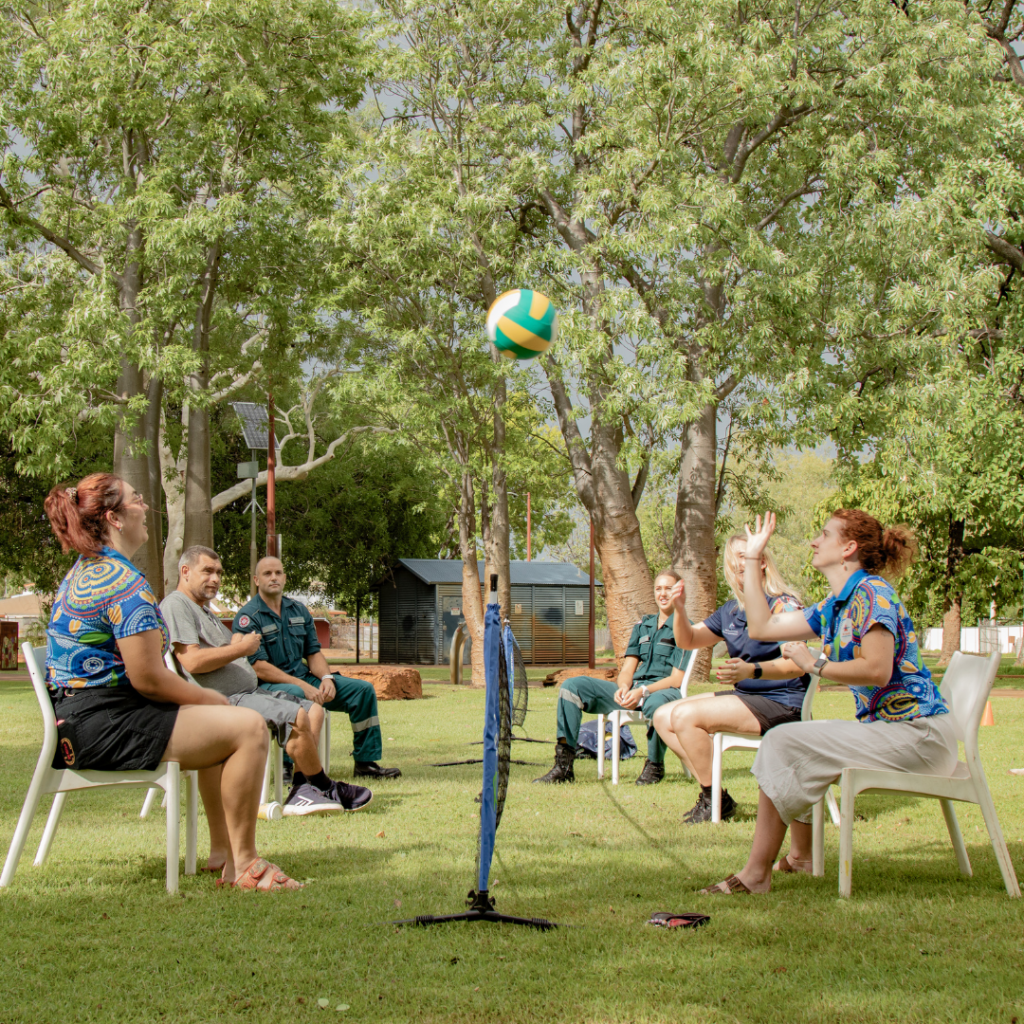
left=662, top=695, right=761, bottom=787
left=283, top=708, right=323, bottom=776
left=729, top=788, right=789, bottom=892
left=197, top=766, right=230, bottom=874
left=652, top=695, right=715, bottom=777
left=162, top=705, right=269, bottom=884
left=776, top=820, right=814, bottom=873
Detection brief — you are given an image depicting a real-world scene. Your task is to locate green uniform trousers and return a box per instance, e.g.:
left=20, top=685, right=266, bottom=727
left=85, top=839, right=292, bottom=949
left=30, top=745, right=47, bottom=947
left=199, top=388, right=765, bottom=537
left=556, top=675, right=681, bottom=763
left=258, top=673, right=382, bottom=762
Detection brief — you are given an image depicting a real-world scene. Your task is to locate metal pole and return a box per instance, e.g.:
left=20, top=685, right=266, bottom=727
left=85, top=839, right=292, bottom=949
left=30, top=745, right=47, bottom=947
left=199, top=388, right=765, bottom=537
left=355, top=595, right=360, bottom=665
left=526, top=492, right=531, bottom=562
left=266, top=391, right=276, bottom=558
left=589, top=517, right=595, bottom=669
left=249, top=472, right=257, bottom=597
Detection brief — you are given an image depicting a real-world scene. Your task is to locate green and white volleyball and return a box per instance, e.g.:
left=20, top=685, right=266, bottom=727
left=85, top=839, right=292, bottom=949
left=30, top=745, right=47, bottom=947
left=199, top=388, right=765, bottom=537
left=485, top=289, right=558, bottom=360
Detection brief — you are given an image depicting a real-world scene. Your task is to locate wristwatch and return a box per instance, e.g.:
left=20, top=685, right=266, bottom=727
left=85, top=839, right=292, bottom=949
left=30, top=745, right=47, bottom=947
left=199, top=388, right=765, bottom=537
left=751, top=664, right=763, bottom=679
left=640, top=685, right=649, bottom=701
left=811, top=654, right=828, bottom=677
left=321, top=673, right=334, bottom=685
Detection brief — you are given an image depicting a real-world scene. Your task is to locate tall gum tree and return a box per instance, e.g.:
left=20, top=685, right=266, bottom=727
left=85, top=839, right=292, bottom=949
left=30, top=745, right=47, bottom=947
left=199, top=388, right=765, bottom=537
left=368, top=0, right=996, bottom=665
left=0, top=0, right=366, bottom=593
left=799, top=0, right=1024, bottom=662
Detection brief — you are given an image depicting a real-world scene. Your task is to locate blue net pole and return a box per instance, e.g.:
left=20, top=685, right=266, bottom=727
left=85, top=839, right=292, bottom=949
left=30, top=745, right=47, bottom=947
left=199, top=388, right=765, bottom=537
left=477, top=593, right=501, bottom=893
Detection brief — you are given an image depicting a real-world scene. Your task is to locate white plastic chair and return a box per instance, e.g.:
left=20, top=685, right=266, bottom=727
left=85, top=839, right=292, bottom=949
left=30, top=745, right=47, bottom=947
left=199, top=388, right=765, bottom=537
left=2, top=643, right=198, bottom=894
left=825, top=651, right=1020, bottom=898
left=711, top=677, right=841, bottom=828
left=597, top=654, right=698, bottom=784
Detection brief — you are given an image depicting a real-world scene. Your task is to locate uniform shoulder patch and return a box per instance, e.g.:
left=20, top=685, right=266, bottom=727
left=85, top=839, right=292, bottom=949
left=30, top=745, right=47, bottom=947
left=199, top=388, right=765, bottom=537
left=238, top=615, right=251, bottom=628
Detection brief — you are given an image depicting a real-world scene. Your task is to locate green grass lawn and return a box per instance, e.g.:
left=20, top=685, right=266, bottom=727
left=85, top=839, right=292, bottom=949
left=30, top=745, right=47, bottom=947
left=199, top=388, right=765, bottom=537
left=1, top=677, right=1023, bottom=1024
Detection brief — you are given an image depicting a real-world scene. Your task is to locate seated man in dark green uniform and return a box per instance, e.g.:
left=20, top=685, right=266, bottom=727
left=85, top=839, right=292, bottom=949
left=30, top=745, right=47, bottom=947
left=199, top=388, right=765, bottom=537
left=534, top=570, right=692, bottom=786
left=233, top=557, right=401, bottom=780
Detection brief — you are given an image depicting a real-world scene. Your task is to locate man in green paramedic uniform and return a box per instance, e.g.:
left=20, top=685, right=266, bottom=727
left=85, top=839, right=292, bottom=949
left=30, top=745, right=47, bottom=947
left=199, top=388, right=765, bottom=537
left=534, top=570, right=691, bottom=785
left=233, top=557, right=401, bottom=780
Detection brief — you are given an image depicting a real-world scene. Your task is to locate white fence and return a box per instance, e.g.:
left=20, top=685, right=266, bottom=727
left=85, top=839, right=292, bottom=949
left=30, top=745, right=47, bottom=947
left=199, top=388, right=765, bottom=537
left=923, top=625, right=1023, bottom=655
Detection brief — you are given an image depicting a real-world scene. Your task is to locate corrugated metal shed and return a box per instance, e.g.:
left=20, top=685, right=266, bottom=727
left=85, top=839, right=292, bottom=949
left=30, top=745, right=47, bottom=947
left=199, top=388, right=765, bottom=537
left=375, top=560, right=600, bottom=666
left=397, top=559, right=592, bottom=587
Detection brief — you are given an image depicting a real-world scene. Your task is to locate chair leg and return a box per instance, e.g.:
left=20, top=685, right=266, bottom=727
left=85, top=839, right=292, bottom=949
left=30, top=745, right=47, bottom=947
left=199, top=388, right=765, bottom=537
left=321, top=714, right=331, bottom=775
left=140, top=786, right=160, bottom=819
left=596, top=714, right=605, bottom=780
left=611, top=715, right=621, bottom=785
left=838, top=771, right=855, bottom=897
left=165, top=763, right=180, bottom=895
left=184, top=772, right=198, bottom=876
left=1, top=774, right=52, bottom=888
left=938, top=799, right=971, bottom=877
left=825, top=787, right=840, bottom=826
left=262, top=745, right=273, bottom=804
left=274, top=741, right=284, bottom=806
left=973, top=786, right=1022, bottom=897
left=812, top=798, right=825, bottom=877
left=711, top=734, right=723, bottom=823
left=34, top=791, right=68, bottom=866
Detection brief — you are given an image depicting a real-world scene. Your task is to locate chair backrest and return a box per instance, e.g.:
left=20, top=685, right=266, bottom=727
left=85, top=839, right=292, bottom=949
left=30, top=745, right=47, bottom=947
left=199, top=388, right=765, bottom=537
left=938, top=651, right=999, bottom=749
left=800, top=674, right=820, bottom=722
left=21, top=643, right=58, bottom=748
left=678, top=649, right=698, bottom=698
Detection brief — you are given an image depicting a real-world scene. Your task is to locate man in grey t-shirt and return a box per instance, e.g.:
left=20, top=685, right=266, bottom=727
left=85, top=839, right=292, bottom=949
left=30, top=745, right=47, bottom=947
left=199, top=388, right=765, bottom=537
left=160, top=546, right=372, bottom=831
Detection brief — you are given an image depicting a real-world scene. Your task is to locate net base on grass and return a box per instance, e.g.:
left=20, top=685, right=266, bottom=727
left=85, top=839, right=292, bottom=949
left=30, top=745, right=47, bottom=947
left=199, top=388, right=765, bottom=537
left=393, top=889, right=556, bottom=930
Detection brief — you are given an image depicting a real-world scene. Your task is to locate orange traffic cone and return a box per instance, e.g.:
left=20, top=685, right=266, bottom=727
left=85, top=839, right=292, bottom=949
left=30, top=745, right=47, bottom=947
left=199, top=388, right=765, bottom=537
left=980, top=701, right=995, bottom=727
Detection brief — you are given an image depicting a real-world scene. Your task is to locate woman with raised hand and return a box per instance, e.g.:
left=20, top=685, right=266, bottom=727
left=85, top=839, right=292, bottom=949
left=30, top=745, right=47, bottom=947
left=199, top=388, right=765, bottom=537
left=654, top=536, right=809, bottom=824
left=699, top=510, right=954, bottom=895
left=43, top=473, right=302, bottom=891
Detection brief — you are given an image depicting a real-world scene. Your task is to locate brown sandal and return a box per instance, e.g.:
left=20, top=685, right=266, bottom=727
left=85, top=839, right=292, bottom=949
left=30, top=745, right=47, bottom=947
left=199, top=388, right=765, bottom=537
left=699, top=874, right=753, bottom=895
left=231, top=858, right=304, bottom=891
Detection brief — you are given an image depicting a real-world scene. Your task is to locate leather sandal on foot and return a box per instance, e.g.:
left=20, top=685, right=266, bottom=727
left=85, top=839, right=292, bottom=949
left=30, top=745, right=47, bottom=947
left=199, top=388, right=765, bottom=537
left=699, top=874, right=753, bottom=895
left=647, top=911, right=710, bottom=928
left=231, top=858, right=304, bottom=891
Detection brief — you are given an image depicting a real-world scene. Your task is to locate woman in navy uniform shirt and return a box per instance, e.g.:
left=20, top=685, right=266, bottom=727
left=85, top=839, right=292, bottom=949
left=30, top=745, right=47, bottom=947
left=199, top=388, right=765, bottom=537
left=653, top=535, right=808, bottom=824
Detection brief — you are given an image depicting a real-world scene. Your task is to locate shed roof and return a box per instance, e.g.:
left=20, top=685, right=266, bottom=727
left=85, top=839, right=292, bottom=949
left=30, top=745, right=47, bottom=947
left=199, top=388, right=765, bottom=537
left=390, top=559, right=600, bottom=587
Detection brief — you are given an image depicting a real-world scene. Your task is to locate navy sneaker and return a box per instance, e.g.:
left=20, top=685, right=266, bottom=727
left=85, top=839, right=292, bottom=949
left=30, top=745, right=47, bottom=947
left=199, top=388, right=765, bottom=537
left=330, top=779, right=373, bottom=812
left=282, top=782, right=343, bottom=816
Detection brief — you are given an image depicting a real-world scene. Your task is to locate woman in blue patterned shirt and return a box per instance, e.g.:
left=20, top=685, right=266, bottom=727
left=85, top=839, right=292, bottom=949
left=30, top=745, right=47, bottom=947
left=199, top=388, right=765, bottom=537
left=44, top=473, right=302, bottom=890
left=699, top=509, right=956, bottom=895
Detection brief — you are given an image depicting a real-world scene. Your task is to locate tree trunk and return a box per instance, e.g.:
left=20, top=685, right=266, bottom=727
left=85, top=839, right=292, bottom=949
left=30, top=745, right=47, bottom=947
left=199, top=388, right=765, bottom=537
left=458, top=470, right=486, bottom=686
left=672, top=399, right=719, bottom=682
left=937, top=517, right=966, bottom=667
left=112, top=221, right=162, bottom=587
left=160, top=405, right=188, bottom=593
left=588, top=424, right=656, bottom=655
left=143, top=374, right=164, bottom=599
left=182, top=242, right=221, bottom=551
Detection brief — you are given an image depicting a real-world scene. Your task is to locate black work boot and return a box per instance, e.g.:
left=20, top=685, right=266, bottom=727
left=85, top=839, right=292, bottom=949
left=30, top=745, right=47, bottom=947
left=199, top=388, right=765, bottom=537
left=683, top=788, right=736, bottom=824
left=533, top=741, right=575, bottom=783
left=635, top=759, right=665, bottom=785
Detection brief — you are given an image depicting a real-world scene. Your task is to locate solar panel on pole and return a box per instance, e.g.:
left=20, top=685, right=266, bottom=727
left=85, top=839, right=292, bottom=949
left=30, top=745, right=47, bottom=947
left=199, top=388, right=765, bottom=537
left=230, top=402, right=281, bottom=452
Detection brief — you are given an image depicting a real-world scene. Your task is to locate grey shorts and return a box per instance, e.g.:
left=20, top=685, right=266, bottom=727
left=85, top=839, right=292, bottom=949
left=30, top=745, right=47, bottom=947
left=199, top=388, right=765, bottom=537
left=227, top=689, right=315, bottom=747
